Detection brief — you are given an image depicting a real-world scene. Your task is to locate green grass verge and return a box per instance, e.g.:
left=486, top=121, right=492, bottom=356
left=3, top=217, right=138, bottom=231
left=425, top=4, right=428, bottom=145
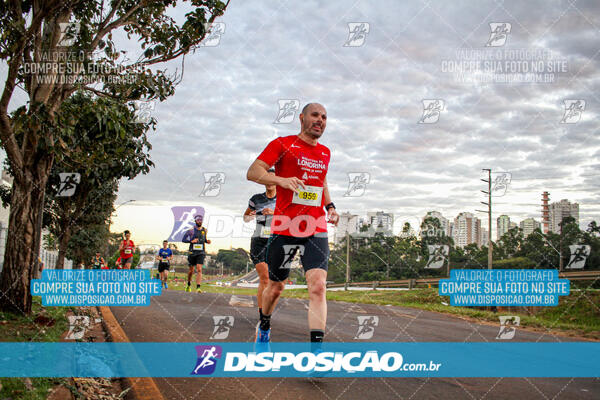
left=165, top=274, right=600, bottom=339
left=0, top=298, right=76, bottom=399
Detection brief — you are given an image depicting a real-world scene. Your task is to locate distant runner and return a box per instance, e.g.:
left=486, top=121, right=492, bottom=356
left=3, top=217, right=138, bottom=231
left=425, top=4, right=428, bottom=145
left=243, top=167, right=277, bottom=319
left=119, top=230, right=135, bottom=269
left=156, top=240, right=173, bottom=289
left=91, top=252, right=106, bottom=270
left=247, top=103, right=339, bottom=350
left=182, top=215, right=211, bottom=293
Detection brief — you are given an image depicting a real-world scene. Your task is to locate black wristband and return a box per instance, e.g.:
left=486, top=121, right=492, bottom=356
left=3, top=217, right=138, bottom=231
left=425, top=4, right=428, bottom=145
left=325, top=202, right=335, bottom=211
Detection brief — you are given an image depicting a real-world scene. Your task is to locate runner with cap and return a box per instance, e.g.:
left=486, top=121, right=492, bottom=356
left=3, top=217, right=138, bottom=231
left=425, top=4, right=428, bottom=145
left=182, top=214, right=211, bottom=293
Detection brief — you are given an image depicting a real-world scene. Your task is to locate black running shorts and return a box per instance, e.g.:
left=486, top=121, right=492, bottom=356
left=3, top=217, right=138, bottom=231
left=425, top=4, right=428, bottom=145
left=267, top=233, right=329, bottom=282
left=250, top=237, right=269, bottom=265
left=188, top=253, right=206, bottom=267
left=158, top=262, right=170, bottom=273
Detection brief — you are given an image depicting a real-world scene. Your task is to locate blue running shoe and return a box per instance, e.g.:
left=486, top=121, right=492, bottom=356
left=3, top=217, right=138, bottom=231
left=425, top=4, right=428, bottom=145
left=164, top=282, right=168, bottom=289
left=308, top=346, right=331, bottom=378
left=254, top=323, right=271, bottom=353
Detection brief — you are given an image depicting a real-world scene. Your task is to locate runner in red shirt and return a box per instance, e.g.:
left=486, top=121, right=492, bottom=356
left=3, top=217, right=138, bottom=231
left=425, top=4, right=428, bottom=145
left=247, top=103, right=339, bottom=349
left=119, top=230, right=135, bottom=269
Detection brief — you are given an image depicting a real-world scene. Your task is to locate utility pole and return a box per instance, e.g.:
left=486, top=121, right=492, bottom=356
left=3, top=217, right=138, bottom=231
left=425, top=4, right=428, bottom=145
left=559, top=222, right=563, bottom=271
left=477, top=169, right=493, bottom=269
left=345, top=231, right=350, bottom=290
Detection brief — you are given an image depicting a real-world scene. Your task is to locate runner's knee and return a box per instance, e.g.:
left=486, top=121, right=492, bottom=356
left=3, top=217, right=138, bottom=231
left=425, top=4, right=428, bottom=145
left=308, top=279, right=326, bottom=298
left=269, top=281, right=285, bottom=296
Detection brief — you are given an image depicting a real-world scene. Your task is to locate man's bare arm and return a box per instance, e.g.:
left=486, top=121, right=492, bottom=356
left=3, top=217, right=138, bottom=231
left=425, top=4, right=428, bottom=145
left=247, top=159, right=305, bottom=193
left=247, top=160, right=279, bottom=185
left=243, top=207, right=256, bottom=223
left=323, top=177, right=332, bottom=205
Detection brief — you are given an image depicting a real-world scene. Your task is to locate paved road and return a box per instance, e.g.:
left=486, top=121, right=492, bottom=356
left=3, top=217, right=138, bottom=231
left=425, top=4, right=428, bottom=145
left=111, top=290, right=599, bottom=400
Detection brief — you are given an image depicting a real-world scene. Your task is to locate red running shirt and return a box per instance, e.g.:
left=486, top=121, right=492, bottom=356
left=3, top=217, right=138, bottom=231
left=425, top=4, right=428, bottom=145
left=120, top=240, right=135, bottom=259
left=257, top=135, right=331, bottom=237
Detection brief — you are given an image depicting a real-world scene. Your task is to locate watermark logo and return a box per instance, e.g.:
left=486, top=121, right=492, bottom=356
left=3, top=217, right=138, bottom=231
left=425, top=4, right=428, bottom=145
left=418, top=99, right=444, bottom=124
left=58, top=22, right=81, bottom=46
left=565, top=245, right=590, bottom=269
left=169, top=206, right=205, bottom=242
left=274, top=99, right=300, bottom=124
left=354, top=316, right=379, bottom=339
left=344, top=22, right=370, bottom=47
left=496, top=316, right=520, bottom=339
left=210, top=316, right=234, bottom=339
left=201, top=22, right=226, bottom=47
left=65, top=316, right=89, bottom=340
left=191, top=345, right=222, bottom=375
left=132, top=100, right=155, bottom=123
left=491, top=172, right=512, bottom=196
left=344, top=172, right=370, bottom=197
left=485, top=22, right=511, bottom=47
left=57, top=173, right=81, bottom=197
left=425, top=245, right=449, bottom=269
left=420, top=223, right=445, bottom=238
left=560, top=99, right=585, bottom=124
left=280, top=244, right=305, bottom=269
left=200, top=172, right=226, bottom=197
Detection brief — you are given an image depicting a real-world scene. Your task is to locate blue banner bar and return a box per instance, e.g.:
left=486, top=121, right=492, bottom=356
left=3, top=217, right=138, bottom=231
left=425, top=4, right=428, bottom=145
left=0, top=342, right=597, bottom=378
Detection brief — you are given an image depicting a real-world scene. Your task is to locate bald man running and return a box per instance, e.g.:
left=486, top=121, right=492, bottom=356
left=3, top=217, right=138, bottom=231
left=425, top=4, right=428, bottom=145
left=247, top=102, right=339, bottom=350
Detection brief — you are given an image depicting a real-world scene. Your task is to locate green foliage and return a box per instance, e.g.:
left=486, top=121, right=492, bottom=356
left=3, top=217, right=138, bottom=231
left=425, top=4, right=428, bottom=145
left=216, top=248, right=250, bottom=273
left=328, top=218, right=600, bottom=284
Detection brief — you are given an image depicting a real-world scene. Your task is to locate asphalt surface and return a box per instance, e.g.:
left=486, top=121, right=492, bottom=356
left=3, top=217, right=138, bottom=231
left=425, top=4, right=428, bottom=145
left=110, top=289, right=600, bottom=400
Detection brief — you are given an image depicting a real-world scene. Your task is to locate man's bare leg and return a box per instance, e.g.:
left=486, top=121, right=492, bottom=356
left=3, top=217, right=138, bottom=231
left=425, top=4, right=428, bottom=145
left=261, top=280, right=284, bottom=316
left=306, top=268, right=327, bottom=344
left=195, top=264, right=203, bottom=292
left=255, top=262, right=269, bottom=309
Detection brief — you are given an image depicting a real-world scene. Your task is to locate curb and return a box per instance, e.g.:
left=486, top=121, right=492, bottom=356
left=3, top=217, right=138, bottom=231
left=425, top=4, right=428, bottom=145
left=98, top=306, right=165, bottom=400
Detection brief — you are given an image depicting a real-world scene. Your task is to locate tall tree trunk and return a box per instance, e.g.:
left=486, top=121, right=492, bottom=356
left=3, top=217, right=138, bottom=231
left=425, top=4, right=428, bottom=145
left=56, top=225, right=70, bottom=270
left=0, top=173, right=48, bottom=314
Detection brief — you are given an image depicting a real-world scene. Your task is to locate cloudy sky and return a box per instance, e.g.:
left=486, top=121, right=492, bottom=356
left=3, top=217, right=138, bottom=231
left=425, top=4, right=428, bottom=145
left=4, top=0, right=600, bottom=251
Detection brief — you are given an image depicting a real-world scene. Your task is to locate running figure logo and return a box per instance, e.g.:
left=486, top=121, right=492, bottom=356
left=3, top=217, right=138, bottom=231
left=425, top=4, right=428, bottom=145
left=280, top=245, right=305, bottom=269
left=344, top=22, right=370, bottom=47
left=191, top=345, right=222, bottom=375
left=57, top=173, right=81, bottom=197
left=274, top=99, right=300, bottom=124
left=169, top=206, right=205, bottom=242
left=344, top=172, right=370, bottom=197
left=132, top=100, right=155, bottom=124
left=565, top=245, right=590, bottom=269
left=425, top=245, right=449, bottom=269
left=210, top=316, right=234, bottom=340
left=200, top=172, right=225, bottom=197
left=57, top=22, right=80, bottom=46
left=65, top=315, right=90, bottom=340
left=418, top=99, right=444, bottom=124
left=491, top=172, right=512, bottom=196
left=485, top=22, right=511, bottom=47
left=560, top=100, right=585, bottom=124
left=354, top=316, right=379, bottom=339
left=200, top=22, right=225, bottom=47
left=496, top=316, right=520, bottom=340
